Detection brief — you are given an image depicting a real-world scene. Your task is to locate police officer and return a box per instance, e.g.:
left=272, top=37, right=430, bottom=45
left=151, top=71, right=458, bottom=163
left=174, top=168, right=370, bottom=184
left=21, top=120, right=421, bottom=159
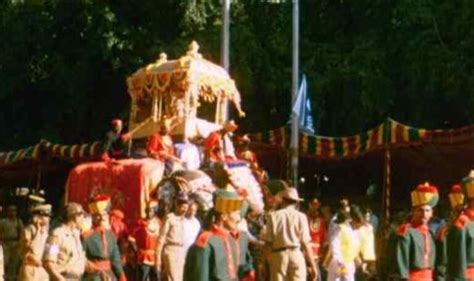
left=43, top=203, right=87, bottom=281
left=0, top=205, right=23, bottom=281
left=18, top=204, right=52, bottom=280
left=263, top=187, right=318, bottom=281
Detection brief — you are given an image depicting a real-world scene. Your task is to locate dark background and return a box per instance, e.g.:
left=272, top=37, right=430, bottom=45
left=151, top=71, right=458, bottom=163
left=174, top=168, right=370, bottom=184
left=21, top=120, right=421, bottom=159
left=1, top=1, right=474, bottom=213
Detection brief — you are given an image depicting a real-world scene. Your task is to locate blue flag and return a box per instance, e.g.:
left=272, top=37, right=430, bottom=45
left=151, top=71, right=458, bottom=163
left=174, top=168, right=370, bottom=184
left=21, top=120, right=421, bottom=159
left=291, top=75, right=315, bottom=135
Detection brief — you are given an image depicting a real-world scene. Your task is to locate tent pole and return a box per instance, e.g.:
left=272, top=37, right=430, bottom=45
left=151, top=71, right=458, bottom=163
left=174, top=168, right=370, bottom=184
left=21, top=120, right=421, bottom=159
left=35, top=161, right=42, bottom=191
left=382, top=146, right=391, bottom=228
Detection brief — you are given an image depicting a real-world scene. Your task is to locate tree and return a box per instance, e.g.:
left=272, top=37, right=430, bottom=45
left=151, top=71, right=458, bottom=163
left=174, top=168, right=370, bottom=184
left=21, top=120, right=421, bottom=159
left=1, top=0, right=474, bottom=149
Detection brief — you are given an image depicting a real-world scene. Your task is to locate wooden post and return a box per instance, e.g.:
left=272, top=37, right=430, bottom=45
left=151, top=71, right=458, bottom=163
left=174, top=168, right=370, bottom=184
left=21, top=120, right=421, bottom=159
left=382, top=145, right=391, bottom=227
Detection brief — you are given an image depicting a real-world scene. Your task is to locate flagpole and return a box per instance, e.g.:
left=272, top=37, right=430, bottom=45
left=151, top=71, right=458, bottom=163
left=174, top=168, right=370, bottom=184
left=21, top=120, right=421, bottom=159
left=221, top=0, right=231, bottom=121
left=290, top=0, right=299, bottom=187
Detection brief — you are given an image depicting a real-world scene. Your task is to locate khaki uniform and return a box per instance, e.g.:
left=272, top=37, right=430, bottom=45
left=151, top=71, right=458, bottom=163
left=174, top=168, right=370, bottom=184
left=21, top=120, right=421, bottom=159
left=0, top=218, right=23, bottom=281
left=18, top=225, right=49, bottom=281
left=263, top=205, right=311, bottom=281
left=157, top=213, right=186, bottom=281
left=1, top=243, right=4, bottom=281
left=43, top=225, right=86, bottom=281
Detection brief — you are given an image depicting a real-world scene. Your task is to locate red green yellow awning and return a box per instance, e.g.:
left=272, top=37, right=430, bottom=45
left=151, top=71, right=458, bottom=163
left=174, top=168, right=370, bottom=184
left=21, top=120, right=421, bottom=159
left=249, top=118, right=474, bottom=159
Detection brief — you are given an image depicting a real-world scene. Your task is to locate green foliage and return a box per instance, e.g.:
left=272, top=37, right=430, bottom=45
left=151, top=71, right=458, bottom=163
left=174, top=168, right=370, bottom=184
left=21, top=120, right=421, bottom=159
left=1, top=0, right=474, bottom=149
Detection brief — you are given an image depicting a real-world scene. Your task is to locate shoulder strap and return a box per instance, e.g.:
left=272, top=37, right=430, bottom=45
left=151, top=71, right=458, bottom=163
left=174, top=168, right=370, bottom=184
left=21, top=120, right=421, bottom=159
left=195, top=231, right=214, bottom=248
left=397, top=223, right=410, bottom=236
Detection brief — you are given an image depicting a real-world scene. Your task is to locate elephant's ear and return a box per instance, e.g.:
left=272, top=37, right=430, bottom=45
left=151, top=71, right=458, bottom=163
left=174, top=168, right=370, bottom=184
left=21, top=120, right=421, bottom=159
left=189, top=193, right=210, bottom=211
left=210, top=165, right=232, bottom=189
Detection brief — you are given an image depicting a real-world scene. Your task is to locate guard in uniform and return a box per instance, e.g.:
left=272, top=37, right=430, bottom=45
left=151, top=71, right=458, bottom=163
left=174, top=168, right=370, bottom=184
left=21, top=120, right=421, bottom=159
left=434, top=184, right=465, bottom=281
left=82, top=195, right=126, bottom=281
left=110, top=209, right=129, bottom=265
left=308, top=198, right=326, bottom=281
left=307, top=198, right=326, bottom=261
left=18, top=204, right=51, bottom=281
left=395, top=182, right=439, bottom=281
left=184, top=189, right=255, bottom=281
left=0, top=205, right=23, bottom=281
left=447, top=170, right=474, bottom=280
left=129, top=200, right=161, bottom=281
left=447, top=184, right=465, bottom=221
left=43, top=203, right=87, bottom=281
left=262, top=188, right=318, bottom=281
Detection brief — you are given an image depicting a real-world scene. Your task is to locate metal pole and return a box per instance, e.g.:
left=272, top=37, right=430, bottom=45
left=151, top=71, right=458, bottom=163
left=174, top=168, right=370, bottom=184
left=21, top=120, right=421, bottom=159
left=221, top=0, right=231, bottom=121
left=290, top=0, right=299, bottom=187
left=382, top=146, right=391, bottom=231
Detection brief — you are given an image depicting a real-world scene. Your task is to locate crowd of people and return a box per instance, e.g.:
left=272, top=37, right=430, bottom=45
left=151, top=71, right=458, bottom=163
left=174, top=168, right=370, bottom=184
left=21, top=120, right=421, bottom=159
left=2, top=117, right=474, bottom=281
left=3, top=172, right=474, bottom=281
left=0, top=180, right=377, bottom=281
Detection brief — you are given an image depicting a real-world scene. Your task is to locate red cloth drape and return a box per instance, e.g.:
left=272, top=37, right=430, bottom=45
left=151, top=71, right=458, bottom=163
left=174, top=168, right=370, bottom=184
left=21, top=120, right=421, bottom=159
left=66, top=159, right=164, bottom=227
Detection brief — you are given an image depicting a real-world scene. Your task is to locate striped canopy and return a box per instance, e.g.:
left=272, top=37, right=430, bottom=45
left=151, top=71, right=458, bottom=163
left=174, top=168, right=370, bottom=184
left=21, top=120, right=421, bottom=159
left=0, top=140, right=101, bottom=167
left=1, top=118, right=474, bottom=167
left=249, top=118, right=474, bottom=159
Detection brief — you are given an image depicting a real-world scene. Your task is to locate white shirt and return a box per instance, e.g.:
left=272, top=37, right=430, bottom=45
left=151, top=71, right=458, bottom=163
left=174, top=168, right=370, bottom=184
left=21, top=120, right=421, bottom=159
left=182, top=216, right=201, bottom=252
left=328, top=222, right=360, bottom=277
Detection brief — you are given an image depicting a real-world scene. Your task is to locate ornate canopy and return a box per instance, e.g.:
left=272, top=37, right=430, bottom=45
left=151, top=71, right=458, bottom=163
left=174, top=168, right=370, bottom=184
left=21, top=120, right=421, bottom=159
left=127, top=41, right=241, bottom=106
left=127, top=41, right=244, bottom=139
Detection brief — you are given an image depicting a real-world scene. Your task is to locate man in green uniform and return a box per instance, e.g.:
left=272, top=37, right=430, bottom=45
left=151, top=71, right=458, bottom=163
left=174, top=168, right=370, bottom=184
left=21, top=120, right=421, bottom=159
left=447, top=170, right=474, bottom=281
left=434, top=184, right=465, bottom=281
left=82, top=195, right=126, bottom=281
left=395, top=182, right=439, bottom=281
left=184, top=188, right=255, bottom=281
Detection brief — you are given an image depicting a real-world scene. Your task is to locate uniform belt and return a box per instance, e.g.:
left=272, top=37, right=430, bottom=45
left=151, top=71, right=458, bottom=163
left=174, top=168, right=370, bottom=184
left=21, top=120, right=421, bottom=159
left=62, top=272, right=82, bottom=279
left=89, top=260, right=112, bottom=271
left=166, top=242, right=183, bottom=247
left=466, top=266, right=474, bottom=279
left=272, top=246, right=299, bottom=252
left=138, top=249, right=155, bottom=255
left=409, top=268, right=432, bottom=281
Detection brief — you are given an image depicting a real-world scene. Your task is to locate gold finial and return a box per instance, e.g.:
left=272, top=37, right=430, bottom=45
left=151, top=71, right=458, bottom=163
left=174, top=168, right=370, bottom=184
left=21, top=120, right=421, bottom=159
left=469, top=170, right=474, bottom=178
left=186, top=41, right=202, bottom=58
left=145, top=52, right=168, bottom=71
left=157, top=52, right=168, bottom=64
